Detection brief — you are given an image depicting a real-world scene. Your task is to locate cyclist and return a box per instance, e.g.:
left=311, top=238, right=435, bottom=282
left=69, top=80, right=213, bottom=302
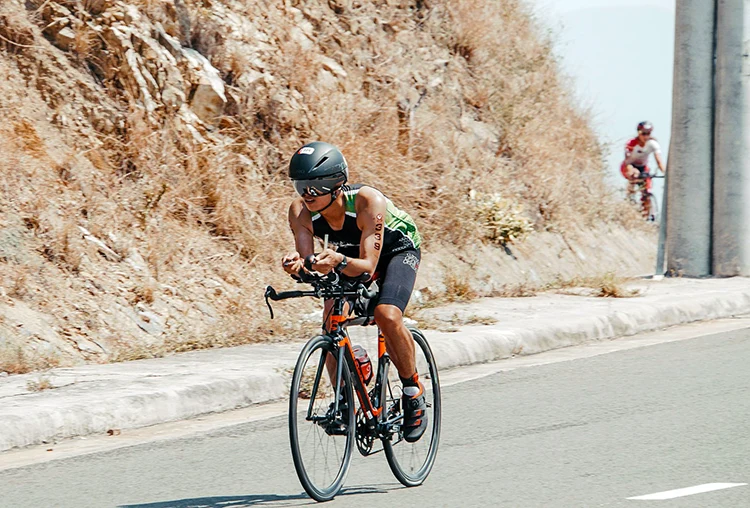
left=620, top=121, right=666, bottom=200
left=281, top=141, right=427, bottom=443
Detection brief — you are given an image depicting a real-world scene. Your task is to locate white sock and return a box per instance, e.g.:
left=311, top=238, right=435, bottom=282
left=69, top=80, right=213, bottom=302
left=403, top=386, right=420, bottom=397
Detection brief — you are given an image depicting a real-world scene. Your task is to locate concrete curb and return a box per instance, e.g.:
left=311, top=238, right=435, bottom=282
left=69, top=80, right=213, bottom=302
left=427, top=285, right=750, bottom=371
left=1, top=279, right=749, bottom=452
left=0, top=368, right=288, bottom=452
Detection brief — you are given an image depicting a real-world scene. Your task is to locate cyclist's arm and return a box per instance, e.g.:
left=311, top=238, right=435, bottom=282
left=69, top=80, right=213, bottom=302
left=654, top=152, right=666, bottom=174
left=283, top=199, right=315, bottom=274
left=623, top=139, right=636, bottom=164
left=351, top=187, right=387, bottom=276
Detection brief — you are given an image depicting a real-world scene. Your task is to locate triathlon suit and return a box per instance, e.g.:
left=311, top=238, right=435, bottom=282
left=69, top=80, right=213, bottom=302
left=620, top=137, right=662, bottom=190
left=310, top=184, right=421, bottom=312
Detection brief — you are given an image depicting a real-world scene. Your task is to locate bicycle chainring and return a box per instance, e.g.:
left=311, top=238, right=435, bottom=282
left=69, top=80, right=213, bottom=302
left=355, top=408, right=375, bottom=456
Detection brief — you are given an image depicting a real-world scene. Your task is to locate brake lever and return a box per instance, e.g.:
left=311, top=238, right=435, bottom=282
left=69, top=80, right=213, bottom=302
left=359, top=285, right=378, bottom=299
left=324, top=271, right=340, bottom=285
left=264, top=286, right=276, bottom=319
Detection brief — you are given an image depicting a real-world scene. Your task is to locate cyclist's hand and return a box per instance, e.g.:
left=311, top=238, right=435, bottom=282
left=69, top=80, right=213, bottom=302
left=312, top=249, right=341, bottom=275
left=282, top=253, right=304, bottom=275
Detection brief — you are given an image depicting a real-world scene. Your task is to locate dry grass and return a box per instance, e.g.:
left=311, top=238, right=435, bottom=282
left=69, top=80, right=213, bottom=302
left=548, top=272, right=641, bottom=298
left=0, top=341, right=61, bottom=375
left=442, top=268, right=477, bottom=302
left=26, top=375, right=54, bottom=392
left=490, top=281, right=540, bottom=298
left=0, top=0, right=645, bottom=372
left=414, top=312, right=498, bottom=332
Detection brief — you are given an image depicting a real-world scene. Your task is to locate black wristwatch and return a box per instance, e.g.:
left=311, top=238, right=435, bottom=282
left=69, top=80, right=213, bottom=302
left=335, top=255, right=348, bottom=273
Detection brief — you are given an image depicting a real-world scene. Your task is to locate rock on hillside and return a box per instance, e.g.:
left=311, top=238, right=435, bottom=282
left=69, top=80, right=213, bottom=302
left=0, top=0, right=652, bottom=373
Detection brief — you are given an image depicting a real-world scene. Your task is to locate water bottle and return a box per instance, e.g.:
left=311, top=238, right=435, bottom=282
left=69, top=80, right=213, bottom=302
left=352, top=344, right=373, bottom=385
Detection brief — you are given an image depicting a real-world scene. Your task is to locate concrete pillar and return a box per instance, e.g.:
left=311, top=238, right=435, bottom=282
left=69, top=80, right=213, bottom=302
left=667, top=0, right=716, bottom=276
left=713, top=0, right=750, bottom=275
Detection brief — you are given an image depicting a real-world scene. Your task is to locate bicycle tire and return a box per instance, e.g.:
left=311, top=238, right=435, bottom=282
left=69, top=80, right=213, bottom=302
left=289, top=335, right=355, bottom=502
left=643, top=192, right=658, bottom=222
left=382, top=327, right=441, bottom=487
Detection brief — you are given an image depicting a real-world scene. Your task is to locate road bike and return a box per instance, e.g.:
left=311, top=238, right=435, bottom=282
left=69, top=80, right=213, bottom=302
left=629, top=171, right=665, bottom=221
left=264, top=269, right=441, bottom=502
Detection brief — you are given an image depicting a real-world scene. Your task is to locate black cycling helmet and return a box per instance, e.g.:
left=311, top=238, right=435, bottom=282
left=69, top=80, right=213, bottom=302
left=289, top=141, right=348, bottom=197
left=637, top=121, right=653, bottom=134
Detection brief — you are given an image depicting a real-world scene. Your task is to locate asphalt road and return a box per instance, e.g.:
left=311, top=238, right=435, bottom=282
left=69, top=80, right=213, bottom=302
left=1, top=326, right=749, bottom=507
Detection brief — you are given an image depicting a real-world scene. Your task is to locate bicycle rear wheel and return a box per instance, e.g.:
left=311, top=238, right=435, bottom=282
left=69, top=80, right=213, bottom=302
left=643, top=192, right=658, bottom=222
left=382, top=327, right=441, bottom=487
left=289, top=335, right=355, bottom=502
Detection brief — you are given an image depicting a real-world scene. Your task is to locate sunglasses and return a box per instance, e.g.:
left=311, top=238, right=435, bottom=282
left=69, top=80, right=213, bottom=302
left=292, top=177, right=342, bottom=197
left=639, top=131, right=651, bottom=137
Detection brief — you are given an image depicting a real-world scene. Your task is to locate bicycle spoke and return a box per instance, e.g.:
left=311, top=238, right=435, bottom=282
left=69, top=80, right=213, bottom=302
left=289, top=336, right=354, bottom=501
left=382, top=328, right=441, bottom=487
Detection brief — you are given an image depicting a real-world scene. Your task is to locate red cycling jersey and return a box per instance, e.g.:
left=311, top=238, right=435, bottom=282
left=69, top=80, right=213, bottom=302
left=620, top=137, right=662, bottom=188
left=624, top=137, right=661, bottom=166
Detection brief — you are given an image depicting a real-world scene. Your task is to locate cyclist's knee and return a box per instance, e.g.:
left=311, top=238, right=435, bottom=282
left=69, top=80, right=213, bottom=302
left=374, top=304, right=403, bottom=328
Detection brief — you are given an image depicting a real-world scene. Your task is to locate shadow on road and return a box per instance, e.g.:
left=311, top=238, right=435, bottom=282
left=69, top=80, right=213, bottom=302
left=119, top=484, right=396, bottom=507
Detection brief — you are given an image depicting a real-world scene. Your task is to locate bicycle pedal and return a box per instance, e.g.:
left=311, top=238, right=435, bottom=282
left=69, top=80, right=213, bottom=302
left=324, top=422, right=349, bottom=436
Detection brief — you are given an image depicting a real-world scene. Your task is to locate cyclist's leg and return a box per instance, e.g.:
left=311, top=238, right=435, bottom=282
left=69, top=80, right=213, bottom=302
left=372, top=250, right=421, bottom=379
left=621, top=161, right=639, bottom=198
left=642, top=164, right=653, bottom=190
left=621, top=161, right=641, bottom=179
left=375, top=304, right=415, bottom=378
left=636, top=164, right=651, bottom=216
left=372, top=249, right=428, bottom=442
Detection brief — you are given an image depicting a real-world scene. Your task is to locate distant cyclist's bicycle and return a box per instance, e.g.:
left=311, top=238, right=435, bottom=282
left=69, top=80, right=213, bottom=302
left=629, top=171, right=665, bottom=221
left=264, top=269, right=441, bottom=502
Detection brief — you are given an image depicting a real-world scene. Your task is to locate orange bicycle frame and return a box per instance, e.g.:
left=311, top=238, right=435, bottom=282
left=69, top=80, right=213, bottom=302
left=327, top=298, right=387, bottom=422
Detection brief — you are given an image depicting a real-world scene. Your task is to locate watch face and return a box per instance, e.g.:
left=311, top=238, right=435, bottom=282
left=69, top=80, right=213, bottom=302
left=337, top=257, right=347, bottom=271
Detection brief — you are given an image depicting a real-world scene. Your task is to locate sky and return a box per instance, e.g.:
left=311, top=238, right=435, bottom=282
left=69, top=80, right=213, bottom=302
left=529, top=0, right=676, bottom=195
left=540, top=0, right=674, bottom=12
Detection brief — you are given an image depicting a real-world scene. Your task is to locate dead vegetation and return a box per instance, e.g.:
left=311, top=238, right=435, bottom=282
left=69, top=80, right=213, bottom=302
left=486, top=272, right=641, bottom=299
left=0, top=339, right=61, bottom=375
left=0, top=0, right=645, bottom=373
left=413, top=312, right=498, bottom=333
left=26, top=375, right=54, bottom=392
left=550, top=272, right=642, bottom=298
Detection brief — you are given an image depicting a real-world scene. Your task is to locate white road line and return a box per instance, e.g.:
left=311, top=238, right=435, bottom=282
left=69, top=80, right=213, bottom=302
left=628, top=483, right=747, bottom=500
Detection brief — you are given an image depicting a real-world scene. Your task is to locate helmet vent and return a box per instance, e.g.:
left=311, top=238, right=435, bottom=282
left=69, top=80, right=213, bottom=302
left=312, top=156, right=329, bottom=169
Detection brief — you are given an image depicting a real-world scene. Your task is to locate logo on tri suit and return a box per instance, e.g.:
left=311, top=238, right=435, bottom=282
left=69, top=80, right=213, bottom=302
left=397, top=236, right=413, bottom=249
left=402, top=252, right=419, bottom=272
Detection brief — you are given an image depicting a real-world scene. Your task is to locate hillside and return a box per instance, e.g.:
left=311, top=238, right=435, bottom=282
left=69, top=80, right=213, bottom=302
left=0, top=0, right=652, bottom=373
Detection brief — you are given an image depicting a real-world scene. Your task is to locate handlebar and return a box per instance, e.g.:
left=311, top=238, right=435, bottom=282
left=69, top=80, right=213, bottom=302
left=264, top=270, right=377, bottom=319
left=637, top=173, right=665, bottom=179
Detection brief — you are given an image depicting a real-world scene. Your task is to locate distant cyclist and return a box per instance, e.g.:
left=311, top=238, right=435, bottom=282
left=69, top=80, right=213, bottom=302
left=620, top=121, right=666, bottom=195
left=281, top=141, right=428, bottom=443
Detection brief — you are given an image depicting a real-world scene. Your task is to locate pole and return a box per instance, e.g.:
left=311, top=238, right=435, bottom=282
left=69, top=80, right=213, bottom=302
left=713, top=0, right=750, bottom=276
left=654, top=159, right=669, bottom=278
left=666, top=0, right=717, bottom=277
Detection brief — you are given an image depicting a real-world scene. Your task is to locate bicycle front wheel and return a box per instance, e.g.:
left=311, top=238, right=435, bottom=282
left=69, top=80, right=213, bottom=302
left=382, top=327, right=441, bottom=487
left=289, top=335, right=355, bottom=502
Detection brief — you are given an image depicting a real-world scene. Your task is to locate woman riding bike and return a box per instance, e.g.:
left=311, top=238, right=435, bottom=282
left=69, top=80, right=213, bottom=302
left=620, top=121, right=666, bottom=191
left=281, top=141, right=428, bottom=443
